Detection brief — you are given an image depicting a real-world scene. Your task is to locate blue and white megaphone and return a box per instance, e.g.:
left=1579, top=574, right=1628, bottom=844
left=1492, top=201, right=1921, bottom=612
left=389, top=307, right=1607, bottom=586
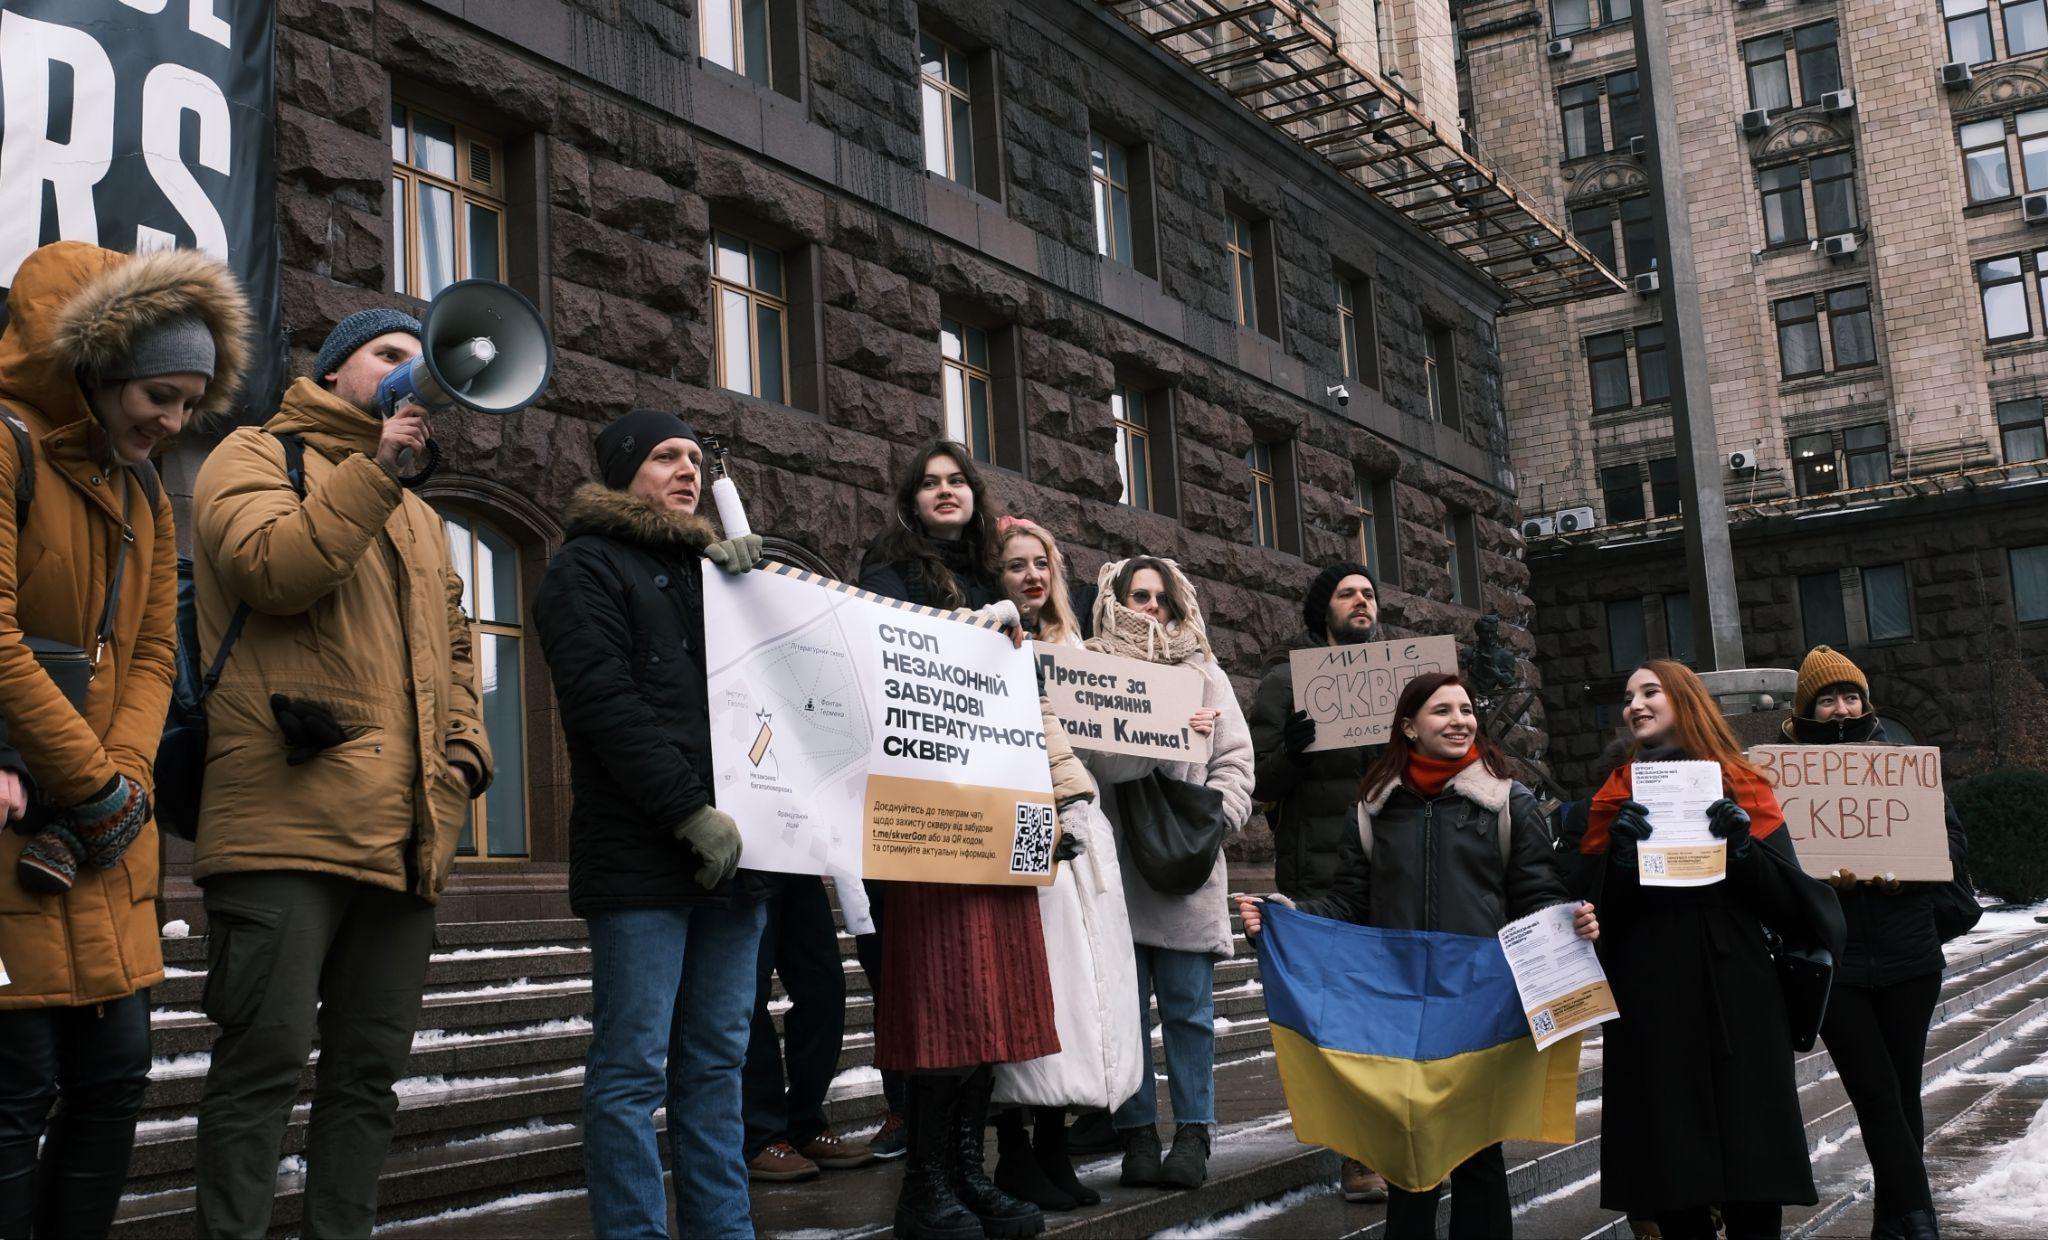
left=375, top=279, right=554, bottom=477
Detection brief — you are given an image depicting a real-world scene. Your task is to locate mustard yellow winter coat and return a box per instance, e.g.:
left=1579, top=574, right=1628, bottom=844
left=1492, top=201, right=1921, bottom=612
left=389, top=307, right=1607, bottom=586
left=0, top=241, right=251, bottom=1008
left=189, top=376, right=492, bottom=901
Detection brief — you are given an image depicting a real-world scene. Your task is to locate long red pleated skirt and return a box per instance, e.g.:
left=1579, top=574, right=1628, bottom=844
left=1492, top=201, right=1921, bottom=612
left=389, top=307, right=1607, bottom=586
left=873, top=881, right=1060, bottom=1071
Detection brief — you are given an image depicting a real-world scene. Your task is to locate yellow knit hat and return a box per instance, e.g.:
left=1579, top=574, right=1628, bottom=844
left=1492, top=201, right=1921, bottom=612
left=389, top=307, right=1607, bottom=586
left=1794, top=645, right=1869, bottom=718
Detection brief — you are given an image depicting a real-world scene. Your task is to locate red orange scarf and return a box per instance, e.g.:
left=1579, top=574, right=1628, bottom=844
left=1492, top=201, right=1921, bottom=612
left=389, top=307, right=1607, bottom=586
left=1404, top=749, right=1482, bottom=797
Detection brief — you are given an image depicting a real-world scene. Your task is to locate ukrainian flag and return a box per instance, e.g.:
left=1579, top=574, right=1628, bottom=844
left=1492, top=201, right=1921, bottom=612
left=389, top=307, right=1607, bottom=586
left=1256, top=903, right=1583, bottom=1192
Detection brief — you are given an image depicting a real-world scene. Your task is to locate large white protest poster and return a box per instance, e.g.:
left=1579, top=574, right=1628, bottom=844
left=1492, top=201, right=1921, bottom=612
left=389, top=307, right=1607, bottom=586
left=1035, top=642, right=1209, bottom=763
left=1291, top=636, right=1460, bottom=751
left=704, top=563, right=1057, bottom=887
left=1749, top=745, right=1952, bottom=881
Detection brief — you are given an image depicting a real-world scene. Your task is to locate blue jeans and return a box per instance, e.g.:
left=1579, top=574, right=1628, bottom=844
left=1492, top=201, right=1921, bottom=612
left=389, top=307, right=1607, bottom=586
left=1112, top=944, right=1215, bottom=1128
left=584, top=900, right=768, bottom=1239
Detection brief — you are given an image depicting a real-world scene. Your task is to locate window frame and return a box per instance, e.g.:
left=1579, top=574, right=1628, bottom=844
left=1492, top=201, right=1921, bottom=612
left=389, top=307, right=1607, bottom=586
left=1635, top=322, right=1669, bottom=404
left=1588, top=329, right=1632, bottom=412
left=1112, top=384, right=1157, bottom=512
left=1999, top=396, right=2048, bottom=462
left=919, top=30, right=977, bottom=189
left=1792, top=430, right=1839, bottom=496
left=1446, top=509, right=1481, bottom=608
left=2010, top=0, right=2048, bottom=56
left=1228, top=212, right=1258, bottom=331
left=1649, top=455, right=1681, bottom=517
left=1861, top=563, right=1913, bottom=642
left=1827, top=285, right=1877, bottom=369
left=1601, top=462, right=1647, bottom=523
left=1426, top=320, right=1462, bottom=430
left=1961, top=117, right=2014, bottom=205
left=1946, top=0, right=1995, bottom=66
left=2013, top=543, right=2048, bottom=623
left=1560, top=81, right=1605, bottom=160
left=1799, top=569, right=1850, bottom=649
left=1607, top=70, right=1643, bottom=148
left=1607, top=597, right=1649, bottom=675
left=1091, top=129, right=1136, bottom=266
left=1844, top=421, right=1890, bottom=487
left=1760, top=163, right=1809, bottom=248
left=1620, top=194, right=1656, bottom=276
left=708, top=231, right=793, bottom=405
left=1663, top=591, right=1696, bottom=664
left=701, top=0, right=772, bottom=86
left=1795, top=21, right=1842, bottom=102
left=1572, top=204, right=1617, bottom=270
left=1810, top=152, right=1859, bottom=236
left=1775, top=293, right=1824, bottom=380
left=1980, top=254, right=2032, bottom=342
left=940, top=315, right=996, bottom=465
left=440, top=507, right=529, bottom=860
left=390, top=101, right=507, bottom=302
left=1743, top=33, right=1794, bottom=114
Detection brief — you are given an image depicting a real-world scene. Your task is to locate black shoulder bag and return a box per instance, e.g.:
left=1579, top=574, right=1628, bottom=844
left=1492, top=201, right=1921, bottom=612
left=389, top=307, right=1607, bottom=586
left=154, top=433, right=305, bottom=842
left=1113, top=769, right=1229, bottom=897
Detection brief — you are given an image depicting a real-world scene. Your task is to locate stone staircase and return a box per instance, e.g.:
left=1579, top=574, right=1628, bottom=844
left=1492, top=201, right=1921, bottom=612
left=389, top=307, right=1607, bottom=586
left=113, top=886, right=2048, bottom=1238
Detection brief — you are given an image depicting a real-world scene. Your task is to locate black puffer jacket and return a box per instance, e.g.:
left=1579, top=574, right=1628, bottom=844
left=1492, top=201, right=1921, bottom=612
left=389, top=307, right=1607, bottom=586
left=1781, top=712, right=1976, bottom=987
left=857, top=535, right=997, bottom=610
left=1249, top=630, right=1380, bottom=903
left=1296, top=761, right=1569, bottom=937
left=534, top=484, right=769, bottom=917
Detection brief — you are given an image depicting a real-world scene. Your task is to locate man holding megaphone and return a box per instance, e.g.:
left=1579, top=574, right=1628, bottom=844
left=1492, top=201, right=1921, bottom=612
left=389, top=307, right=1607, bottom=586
left=184, top=298, right=542, bottom=1236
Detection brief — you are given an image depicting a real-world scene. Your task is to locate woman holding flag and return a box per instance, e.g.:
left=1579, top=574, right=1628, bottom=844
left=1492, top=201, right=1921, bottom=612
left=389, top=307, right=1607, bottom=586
left=1575, top=659, right=1843, bottom=1240
left=1237, top=672, right=1596, bottom=1239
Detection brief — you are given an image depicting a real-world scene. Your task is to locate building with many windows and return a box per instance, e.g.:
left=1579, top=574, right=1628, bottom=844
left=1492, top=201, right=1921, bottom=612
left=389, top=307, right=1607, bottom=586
left=1461, top=0, right=2048, bottom=785
left=150, top=0, right=1611, bottom=874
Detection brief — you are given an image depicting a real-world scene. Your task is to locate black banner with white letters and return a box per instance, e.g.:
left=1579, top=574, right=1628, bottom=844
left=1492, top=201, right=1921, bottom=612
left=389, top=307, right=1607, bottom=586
left=0, top=0, right=282, bottom=420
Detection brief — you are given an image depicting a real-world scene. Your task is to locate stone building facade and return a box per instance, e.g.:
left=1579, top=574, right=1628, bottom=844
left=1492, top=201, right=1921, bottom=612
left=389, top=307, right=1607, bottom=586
left=178, top=0, right=1558, bottom=868
left=1461, top=0, right=2048, bottom=788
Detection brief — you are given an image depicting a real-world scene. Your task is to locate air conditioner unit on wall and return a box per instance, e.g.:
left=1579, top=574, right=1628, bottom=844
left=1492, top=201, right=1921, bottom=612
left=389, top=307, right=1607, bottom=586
left=1729, top=449, right=1757, bottom=471
left=1740, top=109, right=1771, bottom=137
left=1942, top=61, right=1974, bottom=90
left=1821, top=90, right=1856, bottom=114
left=1548, top=37, right=1574, bottom=58
left=2025, top=192, right=2048, bottom=224
left=1522, top=515, right=1557, bottom=538
left=1633, top=271, right=1661, bottom=295
left=1556, top=505, right=1599, bottom=533
left=1822, top=232, right=1859, bottom=258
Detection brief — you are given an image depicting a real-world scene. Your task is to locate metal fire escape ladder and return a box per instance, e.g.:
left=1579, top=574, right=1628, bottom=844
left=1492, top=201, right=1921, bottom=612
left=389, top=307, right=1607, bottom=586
left=1097, top=0, right=1626, bottom=312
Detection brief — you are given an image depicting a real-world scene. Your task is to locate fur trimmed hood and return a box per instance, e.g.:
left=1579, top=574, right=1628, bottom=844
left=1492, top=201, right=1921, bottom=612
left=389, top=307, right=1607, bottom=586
left=1362, top=759, right=1513, bottom=816
left=562, top=482, right=717, bottom=551
left=0, top=241, right=252, bottom=426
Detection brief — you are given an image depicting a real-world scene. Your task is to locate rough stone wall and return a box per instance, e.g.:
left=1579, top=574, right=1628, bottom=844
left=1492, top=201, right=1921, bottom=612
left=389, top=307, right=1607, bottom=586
left=253, top=0, right=1538, bottom=857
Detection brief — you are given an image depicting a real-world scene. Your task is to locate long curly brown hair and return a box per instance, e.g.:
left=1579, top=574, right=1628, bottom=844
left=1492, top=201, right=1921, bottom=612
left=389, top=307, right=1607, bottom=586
left=868, top=439, right=1003, bottom=609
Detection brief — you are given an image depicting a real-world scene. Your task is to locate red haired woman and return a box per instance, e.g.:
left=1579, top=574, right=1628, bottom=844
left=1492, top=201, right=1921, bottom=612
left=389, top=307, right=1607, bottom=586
left=1238, top=672, right=1595, bottom=1239
left=1578, top=660, right=1844, bottom=1240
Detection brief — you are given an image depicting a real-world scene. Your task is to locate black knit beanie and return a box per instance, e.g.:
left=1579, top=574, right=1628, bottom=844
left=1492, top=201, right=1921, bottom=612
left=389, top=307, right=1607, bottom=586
left=596, top=408, right=701, bottom=490
left=1303, top=560, right=1375, bottom=637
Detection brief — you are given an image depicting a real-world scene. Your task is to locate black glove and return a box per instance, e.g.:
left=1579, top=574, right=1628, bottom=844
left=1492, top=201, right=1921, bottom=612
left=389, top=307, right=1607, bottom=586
left=271, top=694, right=347, bottom=766
left=1282, top=709, right=1318, bottom=766
left=1055, top=831, right=1084, bottom=862
left=1610, top=798, right=1652, bottom=869
left=1706, top=797, right=1753, bottom=861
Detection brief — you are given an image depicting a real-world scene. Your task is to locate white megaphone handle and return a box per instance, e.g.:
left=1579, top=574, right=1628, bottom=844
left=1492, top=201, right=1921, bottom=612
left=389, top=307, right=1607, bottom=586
left=712, top=476, right=751, bottom=538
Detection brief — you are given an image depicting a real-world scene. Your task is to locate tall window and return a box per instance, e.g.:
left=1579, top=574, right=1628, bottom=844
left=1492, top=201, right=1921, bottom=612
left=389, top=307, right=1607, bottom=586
left=1946, top=0, right=1995, bottom=64
left=1664, top=593, right=1696, bottom=664
left=709, top=232, right=788, bottom=404
left=1573, top=205, right=1616, bottom=269
left=1811, top=154, right=1859, bottom=235
left=1608, top=598, right=1648, bottom=673
left=1228, top=213, right=1258, bottom=331
left=1621, top=195, right=1656, bottom=275
left=441, top=510, right=526, bottom=858
left=702, top=0, right=771, bottom=84
left=2022, top=109, right=2048, bottom=191
left=1602, top=463, right=1646, bottom=522
left=1552, top=0, right=1630, bottom=33
left=390, top=103, right=504, bottom=301
left=1744, top=35, right=1793, bottom=112
left=1589, top=330, right=1631, bottom=411
left=1845, top=422, right=1890, bottom=487
left=2011, top=0, right=2048, bottom=54
left=1636, top=323, right=1669, bottom=403
left=1113, top=386, right=1156, bottom=510
left=940, top=317, right=993, bottom=462
left=1353, top=476, right=1383, bottom=580
left=1446, top=511, right=1479, bottom=607
left=1800, top=571, right=1849, bottom=648
left=1792, top=431, right=1838, bottom=495
left=1760, top=164, right=1808, bottom=247
left=920, top=32, right=975, bottom=186
left=1336, top=275, right=1378, bottom=387
left=1962, top=119, right=2013, bottom=203
left=1650, top=456, right=1681, bottom=516
left=1980, top=255, right=2030, bottom=341
left=1426, top=321, right=1460, bottom=429
left=1796, top=22, right=1842, bottom=100
left=2012, top=544, right=2048, bottom=622
left=1775, top=294, right=1823, bottom=379
left=1863, top=564, right=1912, bottom=640
left=1248, top=442, right=1279, bottom=549
left=1829, top=286, right=1877, bottom=368
left=1091, top=131, right=1134, bottom=264
left=1607, top=71, right=1643, bottom=147
left=1999, top=396, right=2048, bottom=461
left=1561, top=82, right=1604, bottom=159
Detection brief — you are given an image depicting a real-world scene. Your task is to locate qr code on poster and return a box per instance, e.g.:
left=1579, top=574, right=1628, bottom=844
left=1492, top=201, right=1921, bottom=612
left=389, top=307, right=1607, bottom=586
left=1640, top=851, right=1668, bottom=876
left=1010, top=802, right=1056, bottom=875
left=1531, top=1009, right=1557, bottom=1038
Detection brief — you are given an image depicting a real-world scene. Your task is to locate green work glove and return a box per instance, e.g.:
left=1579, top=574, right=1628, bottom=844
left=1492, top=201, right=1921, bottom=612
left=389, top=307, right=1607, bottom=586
left=704, top=534, right=764, bottom=575
left=673, top=803, right=743, bottom=888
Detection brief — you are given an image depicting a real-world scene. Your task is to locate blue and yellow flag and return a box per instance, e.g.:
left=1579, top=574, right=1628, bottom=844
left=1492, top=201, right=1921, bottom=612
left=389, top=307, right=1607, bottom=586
left=1256, top=903, right=1582, bottom=1192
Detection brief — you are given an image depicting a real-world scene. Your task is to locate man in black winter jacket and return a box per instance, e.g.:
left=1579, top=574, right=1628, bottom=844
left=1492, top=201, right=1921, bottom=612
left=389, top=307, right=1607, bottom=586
left=1245, top=559, right=1391, bottom=1202
left=533, top=409, right=770, bottom=1238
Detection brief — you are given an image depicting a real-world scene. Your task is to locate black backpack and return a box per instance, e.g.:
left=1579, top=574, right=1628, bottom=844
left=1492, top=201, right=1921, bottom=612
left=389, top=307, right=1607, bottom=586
left=154, top=432, right=304, bottom=842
